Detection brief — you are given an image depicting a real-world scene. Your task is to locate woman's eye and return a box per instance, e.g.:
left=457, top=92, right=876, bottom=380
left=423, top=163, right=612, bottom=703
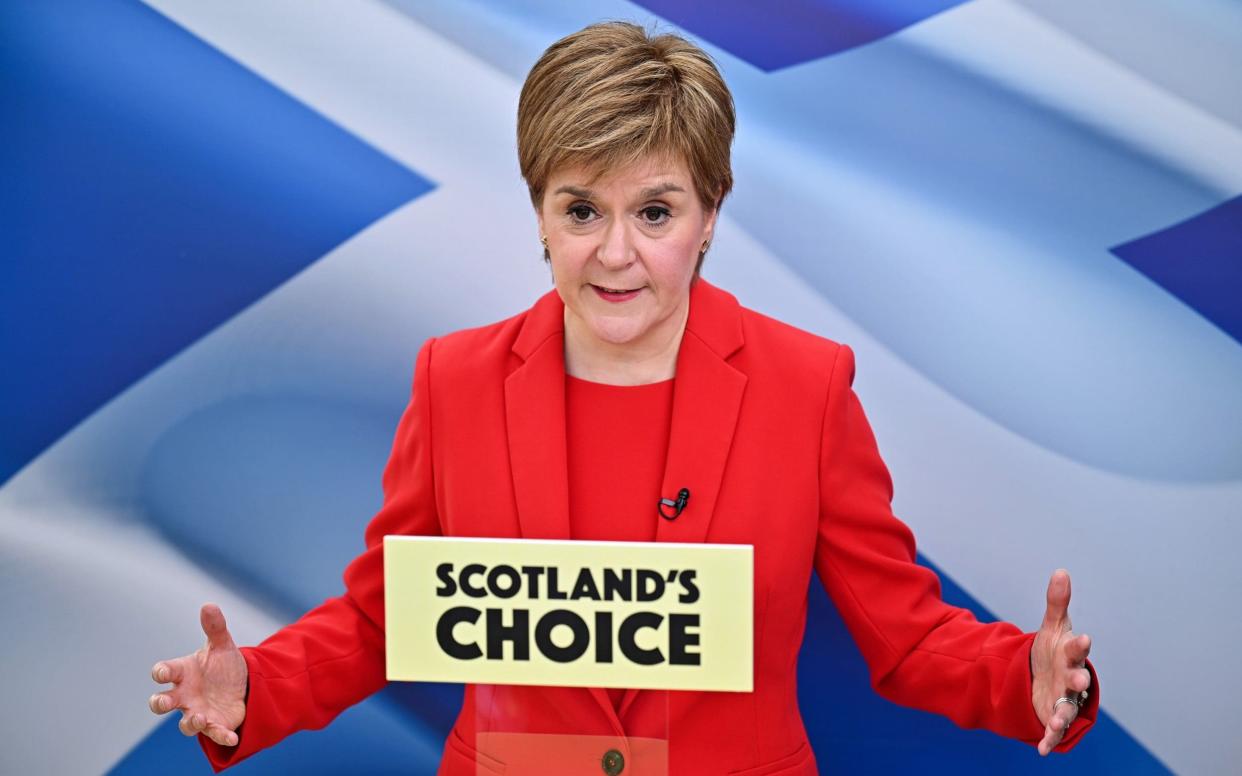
left=640, top=206, right=671, bottom=226
left=567, top=205, right=596, bottom=223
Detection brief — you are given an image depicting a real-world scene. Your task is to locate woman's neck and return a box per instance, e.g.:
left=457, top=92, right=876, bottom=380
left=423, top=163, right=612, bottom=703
left=562, top=304, right=688, bottom=386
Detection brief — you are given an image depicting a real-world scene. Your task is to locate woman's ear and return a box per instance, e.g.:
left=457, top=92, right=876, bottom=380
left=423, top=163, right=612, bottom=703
left=703, top=200, right=720, bottom=245
left=535, top=206, right=550, bottom=262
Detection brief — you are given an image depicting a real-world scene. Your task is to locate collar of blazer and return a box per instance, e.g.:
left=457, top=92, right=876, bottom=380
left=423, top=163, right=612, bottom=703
left=504, top=279, right=748, bottom=726
left=504, top=278, right=748, bottom=545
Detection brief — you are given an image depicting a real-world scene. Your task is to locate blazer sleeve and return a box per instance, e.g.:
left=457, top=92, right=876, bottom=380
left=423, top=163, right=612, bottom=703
left=812, top=344, right=1098, bottom=752
left=200, top=337, right=443, bottom=771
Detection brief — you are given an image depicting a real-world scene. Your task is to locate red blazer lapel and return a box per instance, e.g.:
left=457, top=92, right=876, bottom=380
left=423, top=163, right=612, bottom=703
left=505, top=279, right=747, bottom=546
left=655, top=279, right=747, bottom=546
left=505, top=289, right=572, bottom=541
left=622, top=280, right=747, bottom=721
left=505, top=290, right=624, bottom=735
left=505, top=281, right=748, bottom=729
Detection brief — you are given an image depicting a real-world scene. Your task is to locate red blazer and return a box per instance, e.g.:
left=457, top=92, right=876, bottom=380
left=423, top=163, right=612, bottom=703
left=202, top=279, right=1097, bottom=774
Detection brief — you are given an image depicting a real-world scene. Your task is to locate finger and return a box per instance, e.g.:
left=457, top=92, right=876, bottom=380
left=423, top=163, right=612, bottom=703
left=178, top=712, right=206, bottom=737
left=1041, top=569, right=1071, bottom=631
left=1059, top=655, right=1088, bottom=694
left=1053, top=699, right=1078, bottom=735
left=1065, top=666, right=1092, bottom=694
left=200, top=603, right=236, bottom=652
left=1037, top=725, right=1059, bottom=756
left=1038, top=707, right=1076, bottom=756
left=151, top=659, right=184, bottom=685
left=203, top=722, right=240, bottom=748
left=1057, top=713, right=1077, bottom=747
left=1064, top=633, right=1092, bottom=665
left=148, top=690, right=180, bottom=715
left=1057, top=704, right=1078, bottom=731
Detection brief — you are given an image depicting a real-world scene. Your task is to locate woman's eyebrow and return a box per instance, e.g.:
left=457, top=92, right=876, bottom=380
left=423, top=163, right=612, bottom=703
left=552, top=182, right=686, bottom=199
left=639, top=183, right=685, bottom=199
left=553, top=185, right=594, bottom=198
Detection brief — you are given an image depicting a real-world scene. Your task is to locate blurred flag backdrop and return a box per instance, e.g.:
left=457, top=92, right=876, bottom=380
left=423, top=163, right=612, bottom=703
left=3, top=1, right=1239, bottom=774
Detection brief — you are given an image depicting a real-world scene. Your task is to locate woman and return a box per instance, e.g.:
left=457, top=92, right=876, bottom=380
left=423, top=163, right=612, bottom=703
left=148, top=21, right=1097, bottom=774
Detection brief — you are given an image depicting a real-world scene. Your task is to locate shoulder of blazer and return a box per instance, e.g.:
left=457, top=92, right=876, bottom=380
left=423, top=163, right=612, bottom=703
left=730, top=294, right=849, bottom=396
left=683, top=277, right=845, bottom=364
left=421, top=291, right=560, bottom=386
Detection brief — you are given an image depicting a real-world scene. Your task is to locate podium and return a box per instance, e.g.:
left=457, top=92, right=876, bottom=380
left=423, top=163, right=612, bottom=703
left=385, top=536, right=753, bottom=774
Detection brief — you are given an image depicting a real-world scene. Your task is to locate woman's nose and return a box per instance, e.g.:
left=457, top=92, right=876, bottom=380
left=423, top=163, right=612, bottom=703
left=596, top=220, right=635, bottom=270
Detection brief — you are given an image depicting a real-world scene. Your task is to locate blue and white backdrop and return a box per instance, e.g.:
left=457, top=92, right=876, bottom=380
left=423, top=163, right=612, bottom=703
left=3, top=1, right=1239, bottom=773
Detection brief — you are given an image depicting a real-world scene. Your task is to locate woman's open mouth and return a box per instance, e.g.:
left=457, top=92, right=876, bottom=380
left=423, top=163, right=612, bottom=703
left=591, top=284, right=642, bottom=303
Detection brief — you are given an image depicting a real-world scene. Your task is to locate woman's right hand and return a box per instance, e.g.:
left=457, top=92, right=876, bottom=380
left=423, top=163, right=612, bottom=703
left=149, top=603, right=248, bottom=747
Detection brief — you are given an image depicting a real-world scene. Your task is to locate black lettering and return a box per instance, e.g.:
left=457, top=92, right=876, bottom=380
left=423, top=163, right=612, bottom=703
left=602, top=568, right=632, bottom=601
left=594, top=611, right=614, bottom=663
left=435, top=563, right=456, bottom=597
left=486, top=608, right=530, bottom=660
left=636, top=569, right=665, bottom=602
left=547, top=567, right=568, bottom=600
left=619, top=611, right=664, bottom=665
left=668, top=614, right=701, bottom=666
left=534, top=609, right=590, bottom=663
left=487, top=564, right=521, bottom=599
left=571, top=568, right=601, bottom=600
left=460, top=563, right=486, bottom=597
left=520, top=565, right=545, bottom=599
left=436, top=606, right=481, bottom=660
left=677, top=570, right=700, bottom=604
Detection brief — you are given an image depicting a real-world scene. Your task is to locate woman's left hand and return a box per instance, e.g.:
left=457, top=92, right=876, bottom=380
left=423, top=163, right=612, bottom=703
left=1030, top=568, right=1092, bottom=755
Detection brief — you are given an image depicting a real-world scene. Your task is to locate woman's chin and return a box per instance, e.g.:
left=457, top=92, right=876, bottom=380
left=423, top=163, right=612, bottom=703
left=585, top=316, right=649, bottom=348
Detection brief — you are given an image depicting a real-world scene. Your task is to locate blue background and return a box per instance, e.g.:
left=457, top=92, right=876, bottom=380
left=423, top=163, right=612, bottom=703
left=5, top=1, right=1238, bottom=773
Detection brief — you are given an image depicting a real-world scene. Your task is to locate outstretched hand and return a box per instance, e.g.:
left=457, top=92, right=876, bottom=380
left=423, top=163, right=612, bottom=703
left=1030, top=569, right=1092, bottom=755
left=149, top=603, right=248, bottom=747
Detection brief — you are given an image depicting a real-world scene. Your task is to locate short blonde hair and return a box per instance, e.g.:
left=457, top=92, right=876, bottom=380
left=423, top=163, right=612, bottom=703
left=517, top=21, right=735, bottom=217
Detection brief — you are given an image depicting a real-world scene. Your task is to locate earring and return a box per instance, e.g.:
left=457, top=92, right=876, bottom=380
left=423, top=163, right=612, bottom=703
left=700, top=239, right=711, bottom=254
left=540, top=234, right=550, bottom=262
left=540, top=234, right=548, bottom=247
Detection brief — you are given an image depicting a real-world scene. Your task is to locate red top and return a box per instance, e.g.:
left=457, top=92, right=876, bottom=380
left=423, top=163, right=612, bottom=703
left=565, top=374, right=675, bottom=707
left=201, top=280, right=1099, bottom=775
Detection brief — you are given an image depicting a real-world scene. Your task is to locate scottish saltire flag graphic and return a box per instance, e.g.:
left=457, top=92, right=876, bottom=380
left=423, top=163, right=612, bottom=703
left=3, top=1, right=1238, bottom=773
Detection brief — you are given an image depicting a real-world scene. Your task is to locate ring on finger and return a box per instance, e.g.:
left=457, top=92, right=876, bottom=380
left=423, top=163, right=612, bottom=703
left=1053, top=696, right=1079, bottom=716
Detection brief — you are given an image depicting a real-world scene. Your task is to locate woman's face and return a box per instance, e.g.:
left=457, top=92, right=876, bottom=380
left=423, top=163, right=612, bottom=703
left=537, top=154, right=717, bottom=357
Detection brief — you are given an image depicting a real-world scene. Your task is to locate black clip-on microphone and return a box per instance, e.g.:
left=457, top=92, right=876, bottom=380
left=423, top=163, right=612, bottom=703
left=658, top=487, right=691, bottom=520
